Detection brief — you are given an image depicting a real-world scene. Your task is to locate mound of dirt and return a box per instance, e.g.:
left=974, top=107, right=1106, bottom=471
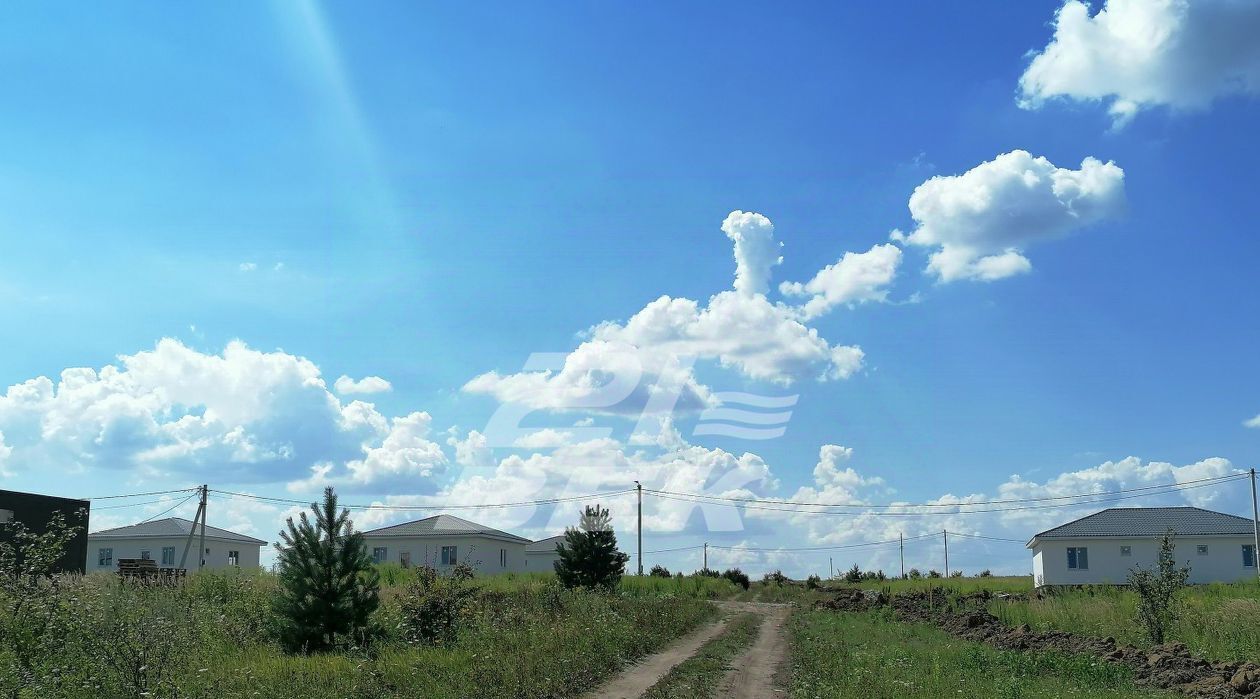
left=821, top=588, right=1260, bottom=698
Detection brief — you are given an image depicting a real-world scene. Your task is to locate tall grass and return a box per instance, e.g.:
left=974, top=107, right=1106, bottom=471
left=0, top=568, right=724, bottom=698
left=790, top=608, right=1168, bottom=698
left=835, top=575, right=1033, bottom=596
left=990, top=581, right=1260, bottom=662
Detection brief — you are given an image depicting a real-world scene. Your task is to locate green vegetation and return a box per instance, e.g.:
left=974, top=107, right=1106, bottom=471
left=992, top=581, right=1260, bottom=663
left=555, top=504, right=631, bottom=590
left=0, top=568, right=724, bottom=698
left=789, top=608, right=1171, bottom=698
left=1128, top=532, right=1190, bottom=644
left=642, top=612, right=761, bottom=698
left=837, top=574, right=1033, bottom=595
left=274, top=487, right=380, bottom=652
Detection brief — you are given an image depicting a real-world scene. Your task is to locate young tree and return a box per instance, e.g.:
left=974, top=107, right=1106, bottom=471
left=554, top=504, right=629, bottom=590
left=274, top=487, right=380, bottom=652
left=648, top=564, right=672, bottom=578
left=844, top=563, right=862, bottom=583
left=1128, top=531, right=1191, bottom=644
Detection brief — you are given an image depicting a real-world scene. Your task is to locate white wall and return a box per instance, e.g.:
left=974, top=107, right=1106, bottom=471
left=86, top=537, right=262, bottom=572
left=361, top=535, right=527, bottom=575
left=1032, top=535, right=1257, bottom=586
left=525, top=550, right=562, bottom=573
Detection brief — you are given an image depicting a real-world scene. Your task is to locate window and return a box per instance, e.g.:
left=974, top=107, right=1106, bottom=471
left=140, top=550, right=151, bottom=560
left=0, top=509, right=12, bottom=524
left=161, top=547, right=175, bottom=565
left=441, top=545, right=457, bottom=566
left=500, top=549, right=507, bottom=568
left=400, top=551, right=411, bottom=569
left=1197, top=545, right=1209, bottom=556
left=372, top=547, right=388, bottom=564
left=1244, top=545, right=1255, bottom=568
left=1067, top=547, right=1088, bottom=570
left=1120, top=546, right=1132, bottom=557
left=98, top=548, right=113, bottom=567
left=228, top=550, right=240, bottom=566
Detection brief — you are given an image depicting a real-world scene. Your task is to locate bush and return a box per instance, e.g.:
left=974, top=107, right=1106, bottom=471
left=979, top=569, right=992, bottom=577
left=398, top=563, right=478, bottom=646
left=844, top=563, right=862, bottom=583
left=762, top=570, right=788, bottom=586
left=649, top=565, right=672, bottom=578
left=274, top=487, right=380, bottom=652
left=908, top=568, right=922, bottom=579
left=695, top=568, right=721, bottom=578
left=722, top=568, right=751, bottom=590
left=927, top=570, right=942, bottom=579
left=859, top=569, right=886, bottom=582
left=555, top=505, right=630, bottom=590
left=806, top=574, right=821, bottom=590
left=949, top=570, right=964, bottom=578
left=1129, top=531, right=1191, bottom=644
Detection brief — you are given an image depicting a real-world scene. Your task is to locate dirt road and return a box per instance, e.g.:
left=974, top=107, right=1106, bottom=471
left=714, top=603, right=790, bottom=698
left=586, top=601, right=789, bottom=699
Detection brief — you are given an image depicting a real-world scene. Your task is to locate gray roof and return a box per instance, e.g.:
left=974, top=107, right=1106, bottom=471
left=360, top=514, right=530, bottom=544
left=527, top=534, right=567, bottom=553
left=89, top=517, right=266, bottom=545
left=1030, top=507, right=1254, bottom=545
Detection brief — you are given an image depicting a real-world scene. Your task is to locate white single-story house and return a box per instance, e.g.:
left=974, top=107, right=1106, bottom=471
left=360, top=514, right=530, bottom=574
left=1028, top=507, right=1258, bottom=587
left=525, top=534, right=567, bottom=572
left=87, top=517, right=265, bottom=572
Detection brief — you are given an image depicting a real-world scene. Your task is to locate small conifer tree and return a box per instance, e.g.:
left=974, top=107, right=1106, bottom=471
left=274, top=487, right=380, bottom=652
left=554, top=504, right=629, bottom=590
left=1128, top=530, right=1190, bottom=644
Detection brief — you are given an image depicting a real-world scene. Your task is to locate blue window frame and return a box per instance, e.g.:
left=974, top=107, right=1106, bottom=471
left=1067, top=547, right=1088, bottom=570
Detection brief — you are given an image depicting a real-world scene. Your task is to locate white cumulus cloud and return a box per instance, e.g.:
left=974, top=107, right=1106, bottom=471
left=1019, top=0, right=1260, bottom=126
left=780, top=243, right=902, bottom=318
left=903, top=150, right=1125, bottom=282
left=1244, top=414, right=1260, bottom=429
left=722, top=210, right=782, bottom=296
left=334, top=375, right=393, bottom=395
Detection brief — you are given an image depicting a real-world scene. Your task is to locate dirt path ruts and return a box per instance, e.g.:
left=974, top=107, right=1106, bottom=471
left=714, top=603, right=791, bottom=699
left=585, top=616, right=732, bottom=699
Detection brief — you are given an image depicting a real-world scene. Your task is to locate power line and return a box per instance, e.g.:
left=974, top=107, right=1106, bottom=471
left=85, top=487, right=200, bottom=501
left=90, top=497, right=192, bottom=511
left=208, top=487, right=637, bottom=512
left=136, top=492, right=199, bottom=524
left=708, top=532, right=940, bottom=553
left=645, top=473, right=1245, bottom=512
left=645, top=475, right=1246, bottom=517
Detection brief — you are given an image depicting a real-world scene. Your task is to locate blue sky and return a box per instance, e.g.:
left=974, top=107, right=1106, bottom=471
left=1, top=1, right=1258, bottom=576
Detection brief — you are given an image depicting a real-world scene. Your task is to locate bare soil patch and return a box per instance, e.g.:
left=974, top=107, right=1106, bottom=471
left=714, top=603, right=790, bottom=699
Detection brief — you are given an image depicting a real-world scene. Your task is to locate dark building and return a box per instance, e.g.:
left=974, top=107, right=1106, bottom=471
left=0, top=489, right=91, bottom=573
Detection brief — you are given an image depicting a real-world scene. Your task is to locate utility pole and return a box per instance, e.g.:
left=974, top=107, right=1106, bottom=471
left=178, top=484, right=207, bottom=571
left=197, top=484, right=208, bottom=571
left=703, top=542, right=708, bottom=571
left=635, top=481, right=643, bottom=576
left=900, top=533, right=905, bottom=580
left=943, top=529, right=949, bottom=578
left=829, top=557, right=833, bottom=580
left=1251, top=469, right=1260, bottom=582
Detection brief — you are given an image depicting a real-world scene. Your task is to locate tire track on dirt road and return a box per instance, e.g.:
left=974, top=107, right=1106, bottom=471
left=714, top=602, right=791, bottom=699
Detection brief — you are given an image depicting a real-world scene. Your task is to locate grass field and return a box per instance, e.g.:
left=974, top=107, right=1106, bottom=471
left=789, top=608, right=1172, bottom=699
left=0, top=568, right=732, bottom=699
left=990, top=580, right=1260, bottom=662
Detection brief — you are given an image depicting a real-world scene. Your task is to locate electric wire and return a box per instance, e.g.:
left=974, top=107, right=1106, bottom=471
left=208, top=487, right=636, bottom=512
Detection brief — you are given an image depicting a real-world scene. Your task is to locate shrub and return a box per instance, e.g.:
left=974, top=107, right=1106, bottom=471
left=398, top=563, right=477, bottom=646
left=762, top=570, right=788, bottom=586
left=1129, top=531, right=1191, bottom=644
left=806, top=574, right=821, bottom=590
left=950, top=570, right=964, bottom=578
left=927, top=570, right=942, bottom=579
left=859, top=569, right=886, bottom=582
left=979, top=569, right=992, bottom=577
left=722, top=568, right=751, bottom=590
left=844, top=563, right=862, bottom=583
left=555, top=505, right=630, bottom=590
left=695, top=568, right=721, bottom=578
left=274, top=487, right=380, bottom=652
left=908, top=568, right=922, bottom=579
